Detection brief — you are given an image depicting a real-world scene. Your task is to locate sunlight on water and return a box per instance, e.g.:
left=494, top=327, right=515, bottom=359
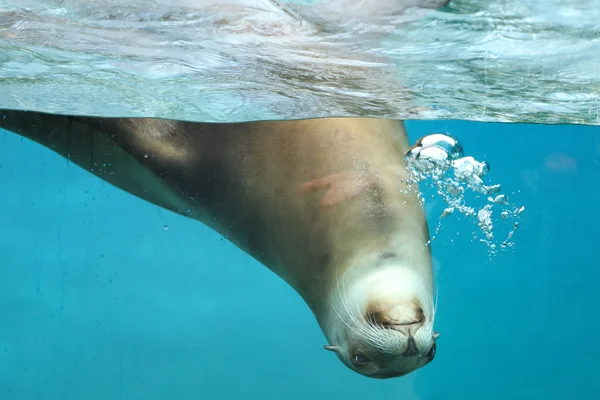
left=0, top=0, right=598, bottom=124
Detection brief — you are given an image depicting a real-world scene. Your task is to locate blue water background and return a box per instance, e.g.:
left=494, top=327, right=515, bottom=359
left=1, top=120, right=599, bottom=399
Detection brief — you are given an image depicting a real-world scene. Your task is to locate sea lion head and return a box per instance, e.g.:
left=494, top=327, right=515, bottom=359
left=323, top=252, right=437, bottom=379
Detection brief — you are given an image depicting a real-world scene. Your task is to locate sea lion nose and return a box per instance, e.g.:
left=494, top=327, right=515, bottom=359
left=403, top=337, right=419, bottom=357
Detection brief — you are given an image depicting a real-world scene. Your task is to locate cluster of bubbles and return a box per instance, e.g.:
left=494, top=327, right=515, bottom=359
left=403, top=133, right=525, bottom=256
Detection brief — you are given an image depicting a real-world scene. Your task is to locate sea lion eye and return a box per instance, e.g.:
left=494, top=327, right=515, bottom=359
left=426, top=342, right=436, bottom=361
left=352, top=353, right=371, bottom=366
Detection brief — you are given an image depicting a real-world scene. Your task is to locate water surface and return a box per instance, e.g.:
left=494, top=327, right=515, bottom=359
left=1, top=0, right=599, bottom=124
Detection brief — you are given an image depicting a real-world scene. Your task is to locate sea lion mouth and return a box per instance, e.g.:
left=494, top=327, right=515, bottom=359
left=384, top=317, right=425, bottom=329
left=367, top=313, right=425, bottom=330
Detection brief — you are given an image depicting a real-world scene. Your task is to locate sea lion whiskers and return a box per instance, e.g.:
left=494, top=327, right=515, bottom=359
left=427, top=281, right=440, bottom=340
left=365, top=314, right=401, bottom=356
left=348, top=289, right=395, bottom=348
left=334, top=260, right=389, bottom=348
left=348, top=297, right=391, bottom=351
left=330, top=266, right=369, bottom=340
left=336, top=268, right=396, bottom=350
left=333, top=268, right=388, bottom=349
left=328, top=297, right=385, bottom=352
left=329, top=293, right=370, bottom=345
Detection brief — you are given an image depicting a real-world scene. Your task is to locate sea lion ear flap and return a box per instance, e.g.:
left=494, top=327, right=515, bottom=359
left=323, top=345, right=340, bottom=353
left=433, top=332, right=440, bottom=340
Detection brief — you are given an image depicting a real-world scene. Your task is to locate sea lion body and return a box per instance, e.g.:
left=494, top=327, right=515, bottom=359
left=0, top=111, right=436, bottom=378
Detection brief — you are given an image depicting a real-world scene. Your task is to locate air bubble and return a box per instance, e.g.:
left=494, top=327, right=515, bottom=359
left=404, top=134, right=525, bottom=256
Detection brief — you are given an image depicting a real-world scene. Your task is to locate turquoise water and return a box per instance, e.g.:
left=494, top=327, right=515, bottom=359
left=1, top=119, right=599, bottom=398
left=1, top=0, right=600, bottom=398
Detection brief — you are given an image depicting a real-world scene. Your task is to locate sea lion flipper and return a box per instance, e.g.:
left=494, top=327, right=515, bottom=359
left=0, top=110, right=198, bottom=219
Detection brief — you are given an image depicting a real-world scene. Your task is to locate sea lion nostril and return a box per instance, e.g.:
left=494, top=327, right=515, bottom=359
left=415, top=306, right=425, bottom=323
left=403, top=337, right=419, bottom=357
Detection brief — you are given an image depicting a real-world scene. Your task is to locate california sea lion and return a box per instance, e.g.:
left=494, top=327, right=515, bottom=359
left=0, top=111, right=437, bottom=378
